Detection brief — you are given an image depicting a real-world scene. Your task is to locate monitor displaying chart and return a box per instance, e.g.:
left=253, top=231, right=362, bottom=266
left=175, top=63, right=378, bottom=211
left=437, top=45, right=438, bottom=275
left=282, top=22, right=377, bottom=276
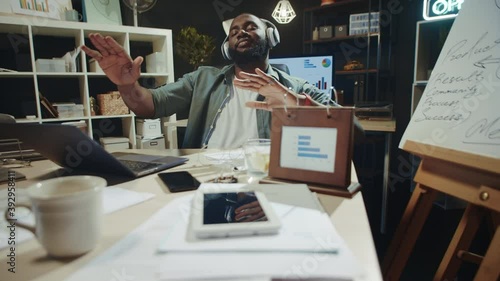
left=269, top=55, right=334, bottom=94
left=280, top=126, right=337, bottom=173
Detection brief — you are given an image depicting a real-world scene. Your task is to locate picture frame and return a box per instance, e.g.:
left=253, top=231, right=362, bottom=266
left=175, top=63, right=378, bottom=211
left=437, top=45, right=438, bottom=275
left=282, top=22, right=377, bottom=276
left=8, top=0, right=72, bottom=20
left=263, top=106, right=360, bottom=197
left=83, top=0, right=122, bottom=25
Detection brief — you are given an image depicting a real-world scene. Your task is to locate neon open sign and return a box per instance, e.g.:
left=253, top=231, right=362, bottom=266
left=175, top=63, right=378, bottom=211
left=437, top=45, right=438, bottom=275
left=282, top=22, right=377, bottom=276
left=423, top=0, right=465, bottom=20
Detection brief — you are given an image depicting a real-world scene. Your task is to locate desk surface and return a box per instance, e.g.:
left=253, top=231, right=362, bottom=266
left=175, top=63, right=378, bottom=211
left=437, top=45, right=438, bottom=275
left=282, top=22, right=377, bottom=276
left=0, top=149, right=382, bottom=281
left=359, top=119, right=396, bottom=132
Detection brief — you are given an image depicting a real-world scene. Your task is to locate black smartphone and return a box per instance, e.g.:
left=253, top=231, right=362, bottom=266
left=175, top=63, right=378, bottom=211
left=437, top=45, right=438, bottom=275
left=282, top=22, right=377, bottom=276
left=158, top=171, right=201, bottom=193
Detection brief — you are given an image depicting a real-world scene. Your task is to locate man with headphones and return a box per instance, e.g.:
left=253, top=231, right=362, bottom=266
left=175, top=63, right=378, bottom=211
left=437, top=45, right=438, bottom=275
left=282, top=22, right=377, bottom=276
left=82, top=13, right=351, bottom=148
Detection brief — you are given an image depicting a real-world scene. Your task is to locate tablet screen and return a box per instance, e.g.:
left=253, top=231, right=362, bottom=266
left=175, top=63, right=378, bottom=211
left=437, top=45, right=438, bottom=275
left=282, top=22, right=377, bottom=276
left=203, top=192, right=269, bottom=224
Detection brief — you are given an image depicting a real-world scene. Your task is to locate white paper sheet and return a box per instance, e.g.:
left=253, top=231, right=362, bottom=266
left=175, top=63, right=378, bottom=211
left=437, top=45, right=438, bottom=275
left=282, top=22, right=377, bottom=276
left=102, top=186, right=155, bottom=214
left=0, top=186, right=155, bottom=250
left=65, top=190, right=365, bottom=281
left=202, top=149, right=246, bottom=172
left=203, top=149, right=245, bottom=161
left=157, top=202, right=338, bottom=253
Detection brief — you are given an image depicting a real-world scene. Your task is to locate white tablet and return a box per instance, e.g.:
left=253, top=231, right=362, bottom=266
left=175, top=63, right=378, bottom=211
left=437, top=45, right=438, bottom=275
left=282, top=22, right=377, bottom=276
left=189, top=187, right=281, bottom=239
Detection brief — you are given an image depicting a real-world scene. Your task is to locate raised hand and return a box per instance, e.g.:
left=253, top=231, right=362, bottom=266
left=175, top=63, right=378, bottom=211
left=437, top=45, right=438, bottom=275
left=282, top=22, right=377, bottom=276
left=233, top=68, right=304, bottom=111
left=81, top=33, right=142, bottom=86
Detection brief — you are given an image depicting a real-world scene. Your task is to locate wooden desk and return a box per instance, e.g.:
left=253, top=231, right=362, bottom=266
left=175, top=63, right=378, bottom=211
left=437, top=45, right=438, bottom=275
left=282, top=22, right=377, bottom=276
left=0, top=149, right=382, bottom=281
left=164, top=119, right=397, bottom=234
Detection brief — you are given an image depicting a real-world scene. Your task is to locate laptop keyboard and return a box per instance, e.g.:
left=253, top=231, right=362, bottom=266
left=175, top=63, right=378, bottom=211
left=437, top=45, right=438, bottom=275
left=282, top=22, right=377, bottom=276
left=119, top=159, right=160, bottom=172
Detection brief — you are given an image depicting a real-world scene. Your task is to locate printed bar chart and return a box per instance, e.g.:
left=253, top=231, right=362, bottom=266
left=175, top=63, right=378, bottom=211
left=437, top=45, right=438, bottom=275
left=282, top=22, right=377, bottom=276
left=10, top=0, right=62, bottom=19
left=20, top=0, right=49, bottom=12
left=269, top=56, right=333, bottom=95
left=280, top=126, right=337, bottom=173
left=315, top=77, right=328, bottom=90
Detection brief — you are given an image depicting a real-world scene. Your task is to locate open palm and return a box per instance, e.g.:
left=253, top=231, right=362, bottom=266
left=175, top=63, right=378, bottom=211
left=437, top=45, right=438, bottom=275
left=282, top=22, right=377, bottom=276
left=81, top=33, right=142, bottom=86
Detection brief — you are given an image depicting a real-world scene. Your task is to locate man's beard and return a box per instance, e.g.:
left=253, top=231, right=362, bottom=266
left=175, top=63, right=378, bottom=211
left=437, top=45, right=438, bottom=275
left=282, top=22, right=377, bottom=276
left=228, top=38, right=269, bottom=65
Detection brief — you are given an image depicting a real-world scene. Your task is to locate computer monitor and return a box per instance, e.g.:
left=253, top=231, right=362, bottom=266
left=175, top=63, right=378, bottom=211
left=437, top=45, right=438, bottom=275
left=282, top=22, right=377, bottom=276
left=269, top=55, right=334, bottom=95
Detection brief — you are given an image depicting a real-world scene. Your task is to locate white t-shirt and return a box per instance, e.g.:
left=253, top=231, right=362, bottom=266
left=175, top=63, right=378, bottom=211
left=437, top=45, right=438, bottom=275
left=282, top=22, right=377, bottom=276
left=207, top=84, right=259, bottom=149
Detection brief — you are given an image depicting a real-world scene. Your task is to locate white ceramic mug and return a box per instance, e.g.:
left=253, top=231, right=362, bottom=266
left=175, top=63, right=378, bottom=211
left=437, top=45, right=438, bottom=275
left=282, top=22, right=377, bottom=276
left=5, top=176, right=106, bottom=257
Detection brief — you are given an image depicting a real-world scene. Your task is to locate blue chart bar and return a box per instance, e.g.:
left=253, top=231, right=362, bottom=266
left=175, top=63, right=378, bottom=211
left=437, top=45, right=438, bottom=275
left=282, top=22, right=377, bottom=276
left=298, top=147, right=320, bottom=152
left=298, top=153, right=328, bottom=159
left=297, top=135, right=329, bottom=159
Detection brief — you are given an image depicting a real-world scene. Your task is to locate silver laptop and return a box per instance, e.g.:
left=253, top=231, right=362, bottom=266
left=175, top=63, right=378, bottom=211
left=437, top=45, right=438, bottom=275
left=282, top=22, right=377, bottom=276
left=0, top=123, right=188, bottom=177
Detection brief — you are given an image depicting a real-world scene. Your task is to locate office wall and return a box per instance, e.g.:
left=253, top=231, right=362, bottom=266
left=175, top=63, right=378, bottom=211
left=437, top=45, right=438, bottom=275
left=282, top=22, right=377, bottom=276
left=120, top=0, right=305, bottom=79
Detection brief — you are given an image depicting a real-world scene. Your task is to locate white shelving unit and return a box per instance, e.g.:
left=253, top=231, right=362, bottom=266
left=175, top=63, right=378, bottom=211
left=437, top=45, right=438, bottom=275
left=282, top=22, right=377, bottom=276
left=0, top=15, right=174, bottom=148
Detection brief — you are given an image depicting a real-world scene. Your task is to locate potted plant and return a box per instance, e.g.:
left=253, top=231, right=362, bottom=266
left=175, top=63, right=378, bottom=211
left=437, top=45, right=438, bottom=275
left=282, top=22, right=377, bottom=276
left=175, top=27, right=216, bottom=70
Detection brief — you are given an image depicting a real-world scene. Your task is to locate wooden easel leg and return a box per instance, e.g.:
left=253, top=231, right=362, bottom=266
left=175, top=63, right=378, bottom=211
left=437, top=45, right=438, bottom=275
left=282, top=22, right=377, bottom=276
left=382, top=183, right=438, bottom=281
left=433, top=204, right=486, bottom=281
left=474, top=225, right=500, bottom=281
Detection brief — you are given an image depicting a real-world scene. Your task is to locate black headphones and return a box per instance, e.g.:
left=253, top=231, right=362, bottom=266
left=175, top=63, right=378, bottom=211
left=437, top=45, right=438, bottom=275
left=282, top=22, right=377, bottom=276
left=221, top=18, right=280, bottom=60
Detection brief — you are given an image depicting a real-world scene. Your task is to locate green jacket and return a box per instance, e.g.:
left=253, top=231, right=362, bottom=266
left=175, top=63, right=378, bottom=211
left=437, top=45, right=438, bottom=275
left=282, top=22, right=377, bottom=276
left=150, top=64, right=331, bottom=148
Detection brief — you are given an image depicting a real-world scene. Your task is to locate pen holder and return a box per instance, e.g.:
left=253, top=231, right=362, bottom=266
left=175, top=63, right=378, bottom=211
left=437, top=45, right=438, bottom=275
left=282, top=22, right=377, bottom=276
left=65, top=10, right=83, bottom=22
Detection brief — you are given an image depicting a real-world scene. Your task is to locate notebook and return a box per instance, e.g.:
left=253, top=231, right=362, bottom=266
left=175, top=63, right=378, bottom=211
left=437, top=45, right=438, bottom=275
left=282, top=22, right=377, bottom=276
left=0, top=123, right=188, bottom=177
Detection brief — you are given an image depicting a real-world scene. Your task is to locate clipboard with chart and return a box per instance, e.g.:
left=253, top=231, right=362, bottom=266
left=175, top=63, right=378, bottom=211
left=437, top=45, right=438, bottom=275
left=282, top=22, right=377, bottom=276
left=263, top=106, right=361, bottom=198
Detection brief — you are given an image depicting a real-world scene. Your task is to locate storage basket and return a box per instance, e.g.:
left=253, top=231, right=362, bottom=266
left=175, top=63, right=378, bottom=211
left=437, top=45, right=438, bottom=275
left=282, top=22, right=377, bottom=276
left=97, top=91, right=129, bottom=115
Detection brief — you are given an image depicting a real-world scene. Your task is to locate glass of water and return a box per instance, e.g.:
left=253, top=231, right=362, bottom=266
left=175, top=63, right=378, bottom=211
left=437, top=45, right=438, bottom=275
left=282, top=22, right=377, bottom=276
left=243, top=138, right=271, bottom=183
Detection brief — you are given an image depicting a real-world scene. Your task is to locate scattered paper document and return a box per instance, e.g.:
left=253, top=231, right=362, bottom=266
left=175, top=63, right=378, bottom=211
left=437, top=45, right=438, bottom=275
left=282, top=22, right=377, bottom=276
left=102, top=186, right=155, bottom=214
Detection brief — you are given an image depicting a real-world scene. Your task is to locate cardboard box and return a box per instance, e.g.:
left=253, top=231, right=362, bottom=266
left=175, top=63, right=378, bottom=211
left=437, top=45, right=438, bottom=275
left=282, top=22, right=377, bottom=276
left=335, top=25, right=347, bottom=37
left=35, top=58, right=66, bottom=72
left=100, top=137, right=130, bottom=152
left=319, top=25, right=332, bottom=39
left=53, top=103, right=84, bottom=118
left=146, top=52, right=167, bottom=73
left=136, top=135, right=166, bottom=150
left=136, top=118, right=162, bottom=137
left=97, top=91, right=129, bottom=115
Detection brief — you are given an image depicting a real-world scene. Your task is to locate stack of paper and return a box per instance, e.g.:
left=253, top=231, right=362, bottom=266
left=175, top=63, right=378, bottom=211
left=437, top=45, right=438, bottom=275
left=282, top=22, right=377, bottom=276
left=66, top=184, right=365, bottom=281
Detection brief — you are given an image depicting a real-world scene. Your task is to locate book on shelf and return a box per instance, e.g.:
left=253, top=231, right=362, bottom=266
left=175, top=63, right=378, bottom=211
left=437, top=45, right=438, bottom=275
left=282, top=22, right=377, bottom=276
left=39, top=93, right=58, bottom=118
